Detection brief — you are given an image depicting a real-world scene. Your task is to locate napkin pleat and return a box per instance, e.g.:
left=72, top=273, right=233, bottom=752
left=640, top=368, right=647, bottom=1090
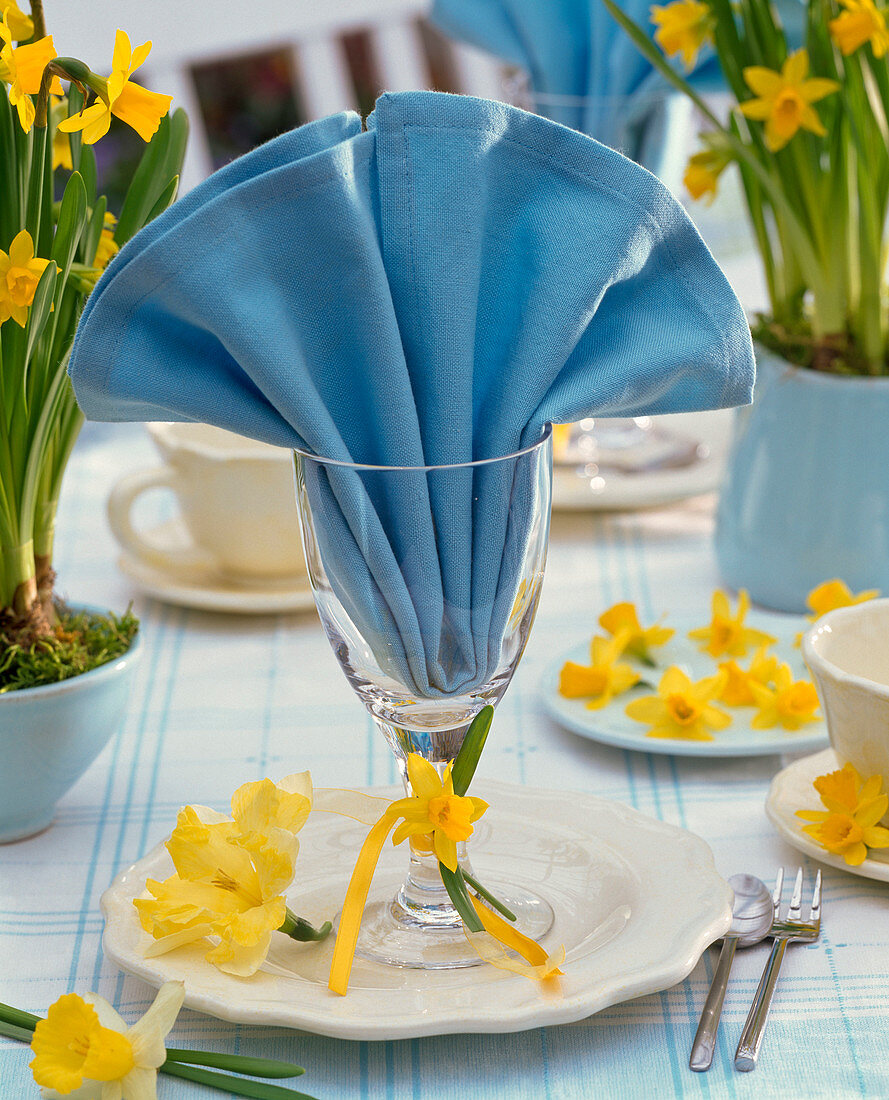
left=69, top=91, right=754, bottom=700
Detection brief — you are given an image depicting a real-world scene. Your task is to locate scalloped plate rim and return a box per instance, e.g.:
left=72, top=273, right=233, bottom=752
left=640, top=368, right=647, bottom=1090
left=101, top=782, right=731, bottom=1040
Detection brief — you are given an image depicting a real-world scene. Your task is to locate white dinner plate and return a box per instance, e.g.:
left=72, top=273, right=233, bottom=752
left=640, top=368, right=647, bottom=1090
left=101, top=782, right=731, bottom=1040
left=116, top=520, right=316, bottom=615
left=540, top=616, right=829, bottom=758
left=551, top=410, right=731, bottom=512
left=766, top=748, right=889, bottom=883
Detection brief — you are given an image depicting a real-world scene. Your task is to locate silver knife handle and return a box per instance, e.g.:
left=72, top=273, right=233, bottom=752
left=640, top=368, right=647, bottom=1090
left=734, top=938, right=788, bottom=1071
left=689, top=937, right=738, bottom=1072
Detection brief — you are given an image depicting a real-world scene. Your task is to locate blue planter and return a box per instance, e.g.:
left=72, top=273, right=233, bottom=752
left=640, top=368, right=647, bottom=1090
left=715, top=346, right=889, bottom=612
left=0, top=615, right=141, bottom=842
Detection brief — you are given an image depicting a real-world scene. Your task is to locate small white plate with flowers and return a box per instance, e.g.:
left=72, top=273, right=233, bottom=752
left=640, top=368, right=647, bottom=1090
left=540, top=595, right=830, bottom=758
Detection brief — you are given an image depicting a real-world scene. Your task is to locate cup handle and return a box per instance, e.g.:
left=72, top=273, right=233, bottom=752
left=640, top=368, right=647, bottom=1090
left=107, top=467, right=213, bottom=574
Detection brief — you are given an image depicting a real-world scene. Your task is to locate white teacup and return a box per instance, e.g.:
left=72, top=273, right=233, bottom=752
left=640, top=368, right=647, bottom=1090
left=108, top=423, right=307, bottom=586
left=803, top=599, right=889, bottom=812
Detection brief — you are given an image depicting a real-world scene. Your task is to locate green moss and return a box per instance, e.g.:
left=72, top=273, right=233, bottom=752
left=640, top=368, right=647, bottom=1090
left=0, top=605, right=139, bottom=693
left=751, top=316, right=889, bottom=377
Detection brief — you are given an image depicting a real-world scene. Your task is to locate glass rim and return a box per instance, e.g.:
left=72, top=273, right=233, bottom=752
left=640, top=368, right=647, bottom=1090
left=293, top=423, right=552, bottom=472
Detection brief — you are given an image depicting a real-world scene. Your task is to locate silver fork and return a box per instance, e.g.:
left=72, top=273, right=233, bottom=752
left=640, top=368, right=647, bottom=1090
left=734, top=867, right=822, bottom=1071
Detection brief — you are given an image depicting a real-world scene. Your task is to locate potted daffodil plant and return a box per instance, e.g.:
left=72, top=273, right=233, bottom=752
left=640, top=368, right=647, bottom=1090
left=606, top=0, right=889, bottom=611
left=0, top=0, right=187, bottom=839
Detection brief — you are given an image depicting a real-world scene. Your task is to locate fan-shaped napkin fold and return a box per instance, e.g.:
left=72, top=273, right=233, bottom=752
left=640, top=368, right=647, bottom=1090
left=431, top=0, right=805, bottom=170
left=69, top=91, right=753, bottom=697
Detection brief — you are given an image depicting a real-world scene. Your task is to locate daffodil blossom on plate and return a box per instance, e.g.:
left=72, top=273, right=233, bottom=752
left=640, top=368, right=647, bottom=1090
left=135, top=773, right=327, bottom=977
left=598, top=602, right=674, bottom=665
left=797, top=762, right=889, bottom=865
left=559, top=629, right=640, bottom=709
left=30, top=981, right=185, bottom=1100
left=625, top=666, right=731, bottom=741
left=688, top=589, right=776, bottom=659
left=749, top=662, right=820, bottom=730
left=717, top=644, right=778, bottom=707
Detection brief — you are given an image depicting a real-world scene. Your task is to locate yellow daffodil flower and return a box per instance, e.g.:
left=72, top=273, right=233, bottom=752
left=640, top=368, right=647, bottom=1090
left=559, top=629, right=640, bottom=709
left=0, top=13, right=62, bottom=132
left=739, top=50, right=839, bottom=152
left=135, top=774, right=312, bottom=976
left=830, top=0, right=889, bottom=56
left=797, top=762, right=889, bottom=865
left=683, top=148, right=730, bottom=203
left=30, top=981, right=185, bottom=1100
left=58, top=29, right=172, bottom=145
left=94, top=212, right=119, bottom=270
left=0, top=229, right=53, bottom=327
left=749, top=662, right=820, bottom=729
left=688, top=589, right=776, bottom=659
left=50, top=95, right=74, bottom=171
left=625, top=665, right=730, bottom=740
left=2, top=0, right=33, bottom=40
left=598, top=602, right=674, bottom=664
left=388, top=754, right=488, bottom=872
left=807, top=578, right=880, bottom=621
left=717, top=644, right=778, bottom=706
left=650, top=0, right=714, bottom=69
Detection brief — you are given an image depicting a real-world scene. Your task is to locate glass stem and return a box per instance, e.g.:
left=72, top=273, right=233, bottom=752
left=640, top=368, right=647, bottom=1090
left=374, top=716, right=475, bottom=932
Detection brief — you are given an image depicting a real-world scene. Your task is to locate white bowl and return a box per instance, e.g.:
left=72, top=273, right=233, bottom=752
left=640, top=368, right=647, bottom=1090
left=802, top=599, right=889, bottom=809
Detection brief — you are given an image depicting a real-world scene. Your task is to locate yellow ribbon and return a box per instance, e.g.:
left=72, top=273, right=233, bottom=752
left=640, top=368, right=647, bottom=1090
left=324, top=784, right=564, bottom=997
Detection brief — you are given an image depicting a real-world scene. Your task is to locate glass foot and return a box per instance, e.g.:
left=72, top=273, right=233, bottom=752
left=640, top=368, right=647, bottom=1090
left=347, top=876, right=554, bottom=970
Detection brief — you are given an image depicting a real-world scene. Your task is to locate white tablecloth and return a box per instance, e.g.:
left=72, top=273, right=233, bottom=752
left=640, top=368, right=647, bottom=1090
left=1, top=420, right=887, bottom=1100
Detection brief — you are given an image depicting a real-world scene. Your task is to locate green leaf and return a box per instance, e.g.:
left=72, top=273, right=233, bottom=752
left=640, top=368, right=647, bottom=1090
left=51, top=171, right=88, bottom=273
left=280, top=911, right=332, bottom=942
left=462, top=871, right=516, bottom=922
left=66, top=85, right=84, bottom=173
left=79, top=144, right=97, bottom=206
left=450, top=705, right=493, bottom=796
left=144, top=174, right=179, bottom=224
left=81, top=195, right=107, bottom=267
left=159, top=1062, right=320, bottom=1099
left=22, top=262, right=57, bottom=370
left=165, top=1049, right=305, bottom=1078
left=116, top=108, right=189, bottom=245
left=438, top=864, right=484, bottom=932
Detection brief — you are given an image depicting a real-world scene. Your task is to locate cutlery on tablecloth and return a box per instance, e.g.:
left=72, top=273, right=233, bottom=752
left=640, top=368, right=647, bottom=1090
left=734, top=867, right=822, bottom=1071
left=689, top=873, right=773, bottom=1072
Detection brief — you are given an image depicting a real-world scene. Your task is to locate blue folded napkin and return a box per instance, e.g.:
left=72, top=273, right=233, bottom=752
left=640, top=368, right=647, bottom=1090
left=431, top=0, right=806, bottom=171
left=70, top=91, right=754, bottom=697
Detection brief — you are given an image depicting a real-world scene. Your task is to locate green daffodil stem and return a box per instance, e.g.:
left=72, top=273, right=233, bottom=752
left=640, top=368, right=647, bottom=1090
left=279, top=909, right=332, bottom=942
left=29, top=0, right=46, bottom=38
left=159, top=1062, right=320, bottom=1100
left=0, top=1002, right=313, bottom=1096
left=0, top=1002, right=39, bottom=1031
left=0, top=1020, right=36, bottom=1044
left=438, top=864, right=485, bottom=932
left=451, top=705, right=493, bottom=797
left=462, top=871, right=517, bottom=923
left=164, top=1049, right=305, bottom=1078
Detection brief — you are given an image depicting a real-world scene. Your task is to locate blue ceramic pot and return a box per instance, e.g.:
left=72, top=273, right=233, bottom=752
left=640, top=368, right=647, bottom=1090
left=715, top=346, right=889, bottom=612
left=0, top=614, right=141, bottom=842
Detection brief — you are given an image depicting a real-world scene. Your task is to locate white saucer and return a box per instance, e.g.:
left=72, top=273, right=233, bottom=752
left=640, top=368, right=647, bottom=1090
left=101, top=781, right=731, bottom=1040
left=551, top=410, right=731, bottom=512
left=766, top=748, right=889, bottom=883
left=540, top=615, right=829, bottom=758
left=117, top=521, right=315, bottom=615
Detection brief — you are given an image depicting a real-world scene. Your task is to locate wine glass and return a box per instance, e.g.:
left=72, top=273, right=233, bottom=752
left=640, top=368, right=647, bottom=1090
left=293, top=428, right=553, bottom=968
